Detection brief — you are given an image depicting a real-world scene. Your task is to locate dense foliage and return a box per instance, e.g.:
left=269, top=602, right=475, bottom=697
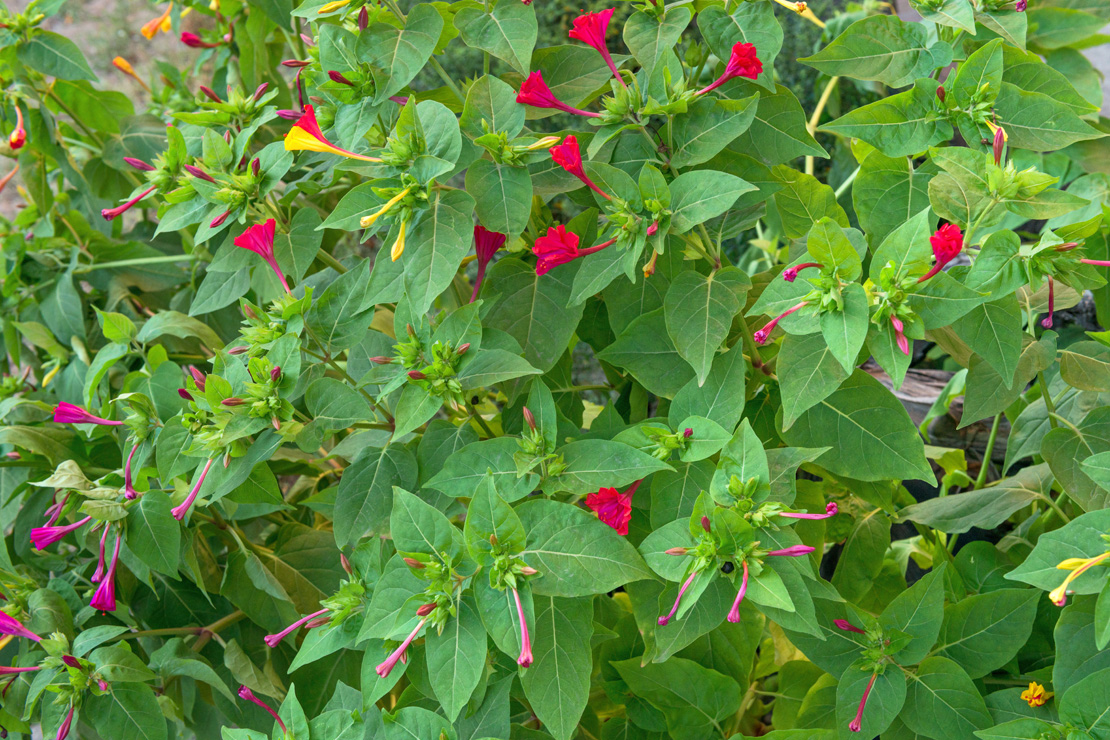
left=2, top=0, right=1110, bottom=738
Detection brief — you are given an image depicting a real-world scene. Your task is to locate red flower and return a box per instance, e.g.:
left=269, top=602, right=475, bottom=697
left=471, top=225, right=506, bottom=302
left=9, top=105, right=25, bottom=150
left=235, top=219, right=291, bottom=293
left=919, top=224, right=963, bottom=282
left=533, top=225, right=581, bottom=275
left=586, top=479, right=641, bottom=535
left=569, top=9, right=624, bottom=86
left=516, top=71, right=600, bottom=118
left=550, top=136, right=611, bottom=200
left=697, top=43, right=762, bottom=95
left=101, top=185, right=158, bottom=221
left=180, top=31, right=222, bottom=48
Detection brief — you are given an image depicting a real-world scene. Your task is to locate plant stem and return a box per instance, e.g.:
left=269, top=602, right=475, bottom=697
left=834, top=166, right=860, bottom=199
left=1038, top=371, right=1057, bottom=428
left=75, top=254, right=193, bottom=273
left=804, top=76, right=839, bottom=176
left=315, top=247, right=348, bottom=274
left=973, top=413, right=1001, bottom=489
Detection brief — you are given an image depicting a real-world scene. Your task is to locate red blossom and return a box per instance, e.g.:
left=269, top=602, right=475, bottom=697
left=585, top=479, right=642, bottom=535
left=919, top=224, right=963, bottom=282
left=697, top=42, right=762, bottom=95
left=516, top=71, right=600, bottom=117
left=550, top=136, right=611, bottom=199
left=569, top=9, right=624, bottom=86
left=234, top=219, right=292, bottom=293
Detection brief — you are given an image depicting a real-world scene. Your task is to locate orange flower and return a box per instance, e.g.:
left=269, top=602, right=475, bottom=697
left=140, top=3, right=189, bottom=39
left=112, top=56, right=151, bottom=92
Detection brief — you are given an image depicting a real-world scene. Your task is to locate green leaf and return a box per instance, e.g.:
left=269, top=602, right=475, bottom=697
left=464, top=474, right=526, bottom=564
left=664, top=267, right=748, bottom=384
left=935, top=589, right=1040, bottom=678
left=1006, top=506, right=1110, bottom=593
left=456, top=1, right=537, bottom=75
left=427, top=437, right=538, bottom=502
left=820, top=79, right=952, bottom=158
left=961, top=335, right=1057, bottom=426
left=952, top=297, right=1023, bottom=386
left=403, top=189, right=477, bottom=316
left=1082, top=451, right=1110, bottom=492
left=819, top=282, right=869, bottom=374
left=125, top=491, right=181, bottom=577
left=359, top=4, right=444, bottom=101
left=390, top=488, right=460, bottom=561
left=898, top=463, right=1051, bottom=534
left=1059, top=666, right=1110, bottom=738
left=993, top=82, right=1103, bottom=151
left=334, top=445, right=418, bottom=548
left=800, top=15, right=952, bottom=88
left=521, top=596, right=594, bottom=740
left=669, top=345, right=747, bottom=431
left=624, top=8, right=692, bottom=96
left=306, top=377, right=374, bottom=431
left=457, top=349, right=541, bottom=389
left=782, top=371, right=933, bottom=482
left=697, top=1, right=782, bottom=91
left=668, top=171, right=756, bottom=234
left=771, top=166, right=850, bottom=239
left=949, top=39, right=1004, bottom=110
left=136, top=311, right=223, bottom=350
left=461, top=75, right=525, bottom=139
left=517, top=499, right=653, bottom=597
left=879, top=563, right=946, bottom=665
left=854, top=148, right=933, bottom=249
left=597, top=308, right=696, bottom=398
left=614, top=656, right=742, bottom=740
left=467, top=159, right=532, bottom=237
left=18, top=31, right=96, bottom=80
left=1060, top=341, right=1110, bottom=392
left=902, top=657, right=992, bottom=740
left=779, top=328, right=849, bottom=431
left=84, top=682, right=167, bottom=740
left=834, top=661, right=906, bottom=739
left=425, top=593, right=487, bottom=722
left=553, top=439, right=673, bottom=495
left=667, top=96, right=759, bottom=170
left=1042, top=406, right=1110, bottom=512
left=727, top=84, right=827, bottom=166
left=911, top=0, right=976, bottom=32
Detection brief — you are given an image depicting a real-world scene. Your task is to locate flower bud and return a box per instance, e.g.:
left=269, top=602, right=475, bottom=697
left=370, top=356, right=392, bottom=364
left=519, top=566, right=539, bottom=576
left=282, top=59, right=311, bottom=68
left=358, top=5, right=369, bottom=29
left=408, top=370, right=426, bottom=380
left=228, top=346, right=249, bottom=355
left=251, top=158, right=260, bottom=177
left=178, top=389, right=194, bottom=402
left=243, top=304, right=258, bottom=320
left=523, top=406, right=536, bottom=432
left=402, top=557, right=424, bottom=569
left=124, top=157, right=155, bottom=172
left=183, top=164, right=216, bottom=183
left=210, top=210, right=231, bottom=228
left=340, top=553, right=353, bottom=574
left=701, top=515, right=711, bottom=532
left=221, top=397, right=246, bottom=407
left=936, top=86, right=945, bottom=103
left=665, top=547, right=688, bottom=556
left=271, top=366, right=282, bottom=382
left=415, top=603, right=436, bottom=617
left=253, top=83, right=268, bottom=101
left=683, top=428, right=693, bottom=438
left=328, top=70, right=355, bottom=86
left=457, top=343, right=470, bottom=355
left=199, top=85, right=222, bottom=103
left=62, top=655, right=80, bottom=668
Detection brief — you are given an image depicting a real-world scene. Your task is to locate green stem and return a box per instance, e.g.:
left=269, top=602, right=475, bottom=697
left=467, top=399, right=496, bottom=438
left=315, top=247, right=348, bottom=274
left=1036, top=492, right=1070, bottom=524
left=76, top=254, right=194, bottom=273
left=973, top=413, right=1002, bottom=489
left=1038, top=371, right=1058, bottom=429
left=834, top=166, right=860, bottom=199
left=429, top=57, right=466, bottom=102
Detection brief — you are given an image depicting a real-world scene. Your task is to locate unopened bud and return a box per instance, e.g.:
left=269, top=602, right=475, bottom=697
left=178, top=389, right=194, bottom=402
left=124, top=157, right=155, bottom=172
left=183, top=164, right=216, bottom=183
left=328, top=70, right=355, bottom=86
left=62, top=655, right=80, bottom=668
left=282, top=59, right=311, bottom=68
left=210, top=210, right=231, bottom=228
left=519, top=566, right=539, bottom=576
left=993, top=126, right=1005, bottom=166
left=358, top=5, right=369, bottom=29
left=415, top=603, right=436, bottom=616
left=523, top=407, right=536, bottom=432
left=370, top=356, right=392, bottom=364
left=277, top=109, right=301, bottom=121
left=251, top=158, right=260, bottom=177
left=489, top=533, right=497, bottom=545
left=97, top=679, right=108, bottom=691
left=340, top=553, right=353, bottom=574
left=403, top=557, right=424, bottom=569
left=270, top=366, right=282, bottom=382
left=253, top=82, right=268, bottom=101
left=5, top=452, right=20, bottom=460
left=188, top=366, right=207, bottom=389
left=701, top=515, right=711, bottom=532
left=243, top=304, right=258, bottom=320
left=221, top=397, right=246, bottom=407
left=1055, top=242, right=1079, bottom=252
left=457, top=343, right=470, bottom=355
left=198, top=85, right=222, bottom=103
left=272, top=416, right=281, bottom=431
left=665, top=547, right=688, bottom=556
left=300, top=33, right=315, bottom=46
left=228, top=346, right=249, bottom=355
left=406, top=324, right=416, bottom=338
left=683, top=428, right=693, bottom=438
left=936, top=86, right=945, bottom=103
left=224, top=130, right=232, bottom=144
left=408, top=370, right=426, bottom=380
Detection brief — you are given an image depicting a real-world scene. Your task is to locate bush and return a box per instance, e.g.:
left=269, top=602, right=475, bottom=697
left=2, top=0, right=1110, bottom=738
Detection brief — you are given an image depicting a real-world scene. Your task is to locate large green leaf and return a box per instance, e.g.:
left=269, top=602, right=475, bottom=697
left=358, top=4, right=444, bottom=101
left=820, top=79, right=952, bottom=158
left=402, top=189, right=477, bottom=315
left=800, top=15, right=952, bottom=88
left=455, top=1, right=537, bottom=75
left=521, top=596, right=594, bottom=740
left=425, top=594, right=487, bottom=722
left=18, top=31, right=96, bottom=80
left=934, top=589, right=1039, bottom=678
left=614, top=656, right=742, bottom=740
left=334, top=445, right=418, bottom=548
left=664, top=267, right=749, bottom=384
left=901, top=657, right=992, bottom=740
left=597, top=308, right=696, bottom=398
left=1006, top=507, right=1110, bottom=593
left=668, top=171, right=756, bottom=234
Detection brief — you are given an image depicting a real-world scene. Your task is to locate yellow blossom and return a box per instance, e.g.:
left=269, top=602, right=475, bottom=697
left=1049, top=551, right=1110, bottom=606
left=360, top=187, right=412, bottom=229
left=1020, top=682, right=1050, bottom=708
left=390, top=220, right=408, bottom=261
left=318, top=0, right=351, bottom=13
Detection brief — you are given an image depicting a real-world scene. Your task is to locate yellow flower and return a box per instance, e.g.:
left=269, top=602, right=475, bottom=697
left=984, top=118, right=1008, bottom=143
left=360, top=187, right=411, bottom=228
left=112, top=57, right=151, bottom=92
left=140, top=4, right=190, bottom=39
left=1020, top=682, right=1050, bottom=708
left=391, top=220, right=408, bottom=262
left=1049, top=551, right=1110, bottom=606
left=318, top=0, right=351, bottom=13
left=284, top=106, right=382, bottom=163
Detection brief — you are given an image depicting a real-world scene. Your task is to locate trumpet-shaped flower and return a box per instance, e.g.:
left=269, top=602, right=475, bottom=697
left=284, top=105, right=381, bottom=162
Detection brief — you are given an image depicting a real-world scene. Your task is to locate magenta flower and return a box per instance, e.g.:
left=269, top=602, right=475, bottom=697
left=658, top=570, right=699, bottom=626
left=783, top=262, right=822, bottom=282
left=235, top=219, right=291, bottom=294
left=919, top=224, right=963, bottom=283
left=0, top=665, right=41, bottom=675
left=516, top=71, right=600, bottom=117
left=585, top=479, right=642, bottom=535
left=568, top=9, right=624, bottom=87
left=835, top=619, right=866, bottom=635
left=180, top=32, right=223, bottom=48
left=471, top=225, right=507, bottom=302
left=1041, top=277, right=1055, bottom=329
left=780, top=502, right=838, bottom=520
left=124, top=444, right=140, bottom=500
left=56, top=704, right=74, bottom=740
left=92, top=524, right=111, bottom=583
left=171, top=458, right=216, bottom=521
left=849, top=671, right=879, bottom=733
left=90, top=534, right=122, bottom=612
left=264, top=608, right=329, bottom=647
left=238, top=686, right=289, bottom=735
left=697, top=42, right=762, bottom=95
left=183, top=164, right=216, bottom=183
left=512, top=588, right=533, bottom=667
left=532, top=225, right=618, bottom=276
left=43, top=492, right=70, bottom=527
left=550, top=136, right=612, bottom=200
left=727, top=561, right=750, bottom=623
left=376, top=618, right=427, bottom=678
left=753, top=302, right=808, bottom=344
left=30, top=516, right=92, bottom=550
left=767, top=545, right=816, bottom=557
left=101, top=185, right=158, bottom=221
left=53, top=402, right=124, bottom=426
left=0, top=612, right=42, bottom=642
left=124, top=157, right=155, bottom=171
left=891, top=316, right=910, bottom=356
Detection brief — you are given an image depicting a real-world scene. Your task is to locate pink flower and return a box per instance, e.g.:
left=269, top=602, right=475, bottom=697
left=834, top=619, right=866, bottom=635
left=1041, top=277, right=1055, bottom=329
left=0, top=665, right=40, bottom=675
left=568, top=9, right=624, bottom=86
left=43, top=492, right=70, bottom=527
left=516, top=71, right=600, bottom=117
left=183, top=164, right=215, bottom=183
left=171, top=458, right=215, bottom=520
left=697, top=42, right=762, bottom=95
left=264, top=608, right=329, bottom=647
left=180, top=32, right=222, bottom=48
left=585, top=479, right=642, bottom=535
left=471, top=225, right=506, bottom=302
left=918, top=224, right=963, bottom=282
left=235, top=219, right=291, bottom=293
left=123, top=444, right=140, bottom=500
left=753, top=302, right=808, bottom=344
left=511, top=588, right=533, bottom=667
left=780, top=502, right=838, bottom=520
left=53, top=402, right=124, bottom=426
left=783, top=262, right=822, bottom=282
left=89, top=534, right=121, bottom=612
left=727, top=561, right=750, bottom=623
left=30, top=516, right=92, bottom=550
left=124, top=157, right=155, bottom=171
left=375, top=619, right=427, bottom=678
left=767, top=545, right=816, bottom=557
left=532, top=225, right=617, bottom=276
left=238, top=686, right=289, bottom=735
left=849, top=672, right=878, bottom=733
left=550, top=136, right=611, bottom=200
left=92, top=524, right=111, bottom=583
left=658, top=570, right=699, bottom=626
left=56, top=704, right=74, bottom=740
left=0, top=612, right=41, bottom=642
left=891, top=316, right=910, bottom=356
left=101, top=185, right=158, bottom=221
